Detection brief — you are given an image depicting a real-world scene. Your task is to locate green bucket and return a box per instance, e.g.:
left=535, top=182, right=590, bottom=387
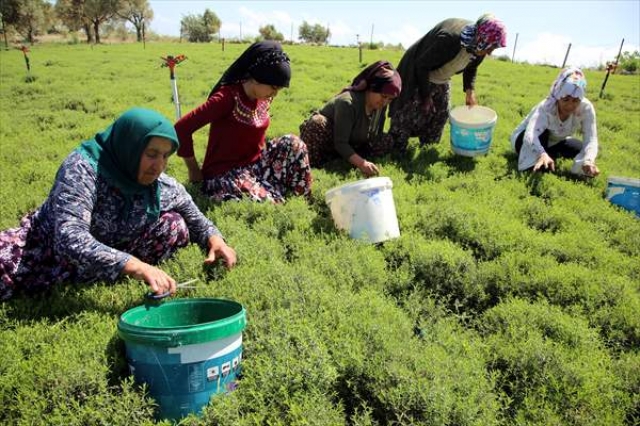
left=118, top=298, right=246, bottom=420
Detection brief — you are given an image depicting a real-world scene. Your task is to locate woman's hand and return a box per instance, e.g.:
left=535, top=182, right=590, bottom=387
left=183, top=156, right=203, bottom=183
left=349, top=154, right=379, bottom=177
left=582, top=163, right=600, bottom=177
left=533, top=153, right=555, bottom=172
left=359, top=160, right=380, bottom=177
left=188, top=168, right=204, bottom=183
left=123, top=257, right=176, bottom=296
left=205, top=235, right=237, bottom=269
left=465, top=89, right=478, bottom=107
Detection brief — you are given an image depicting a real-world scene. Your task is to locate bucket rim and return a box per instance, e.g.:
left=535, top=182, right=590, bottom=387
left=449, top=105, right=497, bottom=128
left=325, top=176, right=393, bottom=201
left=118, top=298, right=246, bottom=347
left=607, top=176, right=640, bottom=186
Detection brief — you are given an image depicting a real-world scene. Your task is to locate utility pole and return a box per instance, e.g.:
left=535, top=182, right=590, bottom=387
left=370, top=23, right=374, bottom=47
left=511, top=33, right=519, bottom=62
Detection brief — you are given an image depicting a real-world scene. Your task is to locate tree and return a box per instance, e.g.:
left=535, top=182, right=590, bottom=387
left=180, top=14, right=206, bottom=42
left=56, top=0, right=92, bottom=43
left=1, top=0, right=49, bottom=44
left=259, top=24, right=283, bottom=42
left=298, top=21, right=329, bottom=44
left=618, top=50, right=639, bottom=73
left=0, top=3, right=19, bottom=47
left=83, top=0, right=121, bottom=44
left=56, top=0, right=121, bottom=44
left=180, top=8, right=220, bottom=42
left=117, top=0, right=152, bottom=42
left=202, top=8, right=219, bottom=35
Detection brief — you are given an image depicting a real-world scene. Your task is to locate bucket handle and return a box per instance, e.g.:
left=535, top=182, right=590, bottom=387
left=145, top=278, right=200, bottom=300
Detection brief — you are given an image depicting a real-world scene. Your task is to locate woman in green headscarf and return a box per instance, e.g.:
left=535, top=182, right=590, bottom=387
left=0, top=108, right=237, bottom=300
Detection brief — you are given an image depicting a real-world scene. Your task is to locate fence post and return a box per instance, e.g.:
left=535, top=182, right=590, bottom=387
left=561, top=43, right=572, bottom=68
left=599, top=38, right=625, bottom=98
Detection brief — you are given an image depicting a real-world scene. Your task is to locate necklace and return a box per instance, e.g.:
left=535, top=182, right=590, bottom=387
left=232, top=92, right=271, bottom=127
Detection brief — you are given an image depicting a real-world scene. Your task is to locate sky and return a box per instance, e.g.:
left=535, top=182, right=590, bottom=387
left=147, top=0, right=640, bottom=68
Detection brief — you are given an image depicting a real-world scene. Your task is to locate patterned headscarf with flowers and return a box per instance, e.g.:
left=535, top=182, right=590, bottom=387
left=543, top=66, right=587, bottom=110
left=460, top=13, right=507, bottom=53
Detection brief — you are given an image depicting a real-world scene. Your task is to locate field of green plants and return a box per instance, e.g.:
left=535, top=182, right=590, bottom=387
left=1, top=42, right=639, bottom=426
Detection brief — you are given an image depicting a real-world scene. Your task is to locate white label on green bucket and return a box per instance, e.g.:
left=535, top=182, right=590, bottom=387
left=188, top=365, right=205, bottom=392
left=207, top=366, right=219, bottom=381
left=168, top=334, right=242, bottom=364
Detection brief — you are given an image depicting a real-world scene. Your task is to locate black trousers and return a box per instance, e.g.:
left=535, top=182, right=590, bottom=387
left=515, top=130, right=582, bottom=170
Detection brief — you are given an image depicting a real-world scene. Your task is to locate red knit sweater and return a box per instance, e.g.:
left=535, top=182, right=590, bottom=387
left=175, top=83, right=271, bottom=178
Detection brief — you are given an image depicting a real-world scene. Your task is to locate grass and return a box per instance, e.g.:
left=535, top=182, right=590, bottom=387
left=1, top=41, right=639, bottom=425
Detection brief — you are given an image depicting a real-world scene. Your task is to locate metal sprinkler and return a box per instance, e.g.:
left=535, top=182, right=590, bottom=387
left=161, top=54, right=187, bottom=120
left=18, top=45, right=31, bottom=74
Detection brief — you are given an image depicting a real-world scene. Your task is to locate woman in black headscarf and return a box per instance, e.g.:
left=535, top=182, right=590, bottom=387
left=175, top=41, right=312, bottom=202
left=299, top=61, right=401, bottom=177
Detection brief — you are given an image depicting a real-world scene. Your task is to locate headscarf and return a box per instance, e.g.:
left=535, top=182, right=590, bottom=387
left=341, top=60, right=402, bottom=97
left=542, top=66, right=587, bottom=111
left=76, top=108, right=179, bottom=222
left=460, top=13, right=507, bottom=52
left=208, top=40, right=291, bottom=97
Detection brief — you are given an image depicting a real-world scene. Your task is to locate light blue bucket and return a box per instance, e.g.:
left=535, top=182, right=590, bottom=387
left=606, top=176, right=640, bottom=218
left=449, top=105, right=498, bottom=157
left=118, top=298, right=246, bottom=420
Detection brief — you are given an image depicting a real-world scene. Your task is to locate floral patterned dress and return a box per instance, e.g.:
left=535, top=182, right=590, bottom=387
left=0, top=152, right=221, bottom=300
left=201, top=134, right=312, bottom=203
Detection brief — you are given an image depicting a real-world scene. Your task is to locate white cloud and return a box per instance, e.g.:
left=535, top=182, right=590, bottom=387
left=383, top=24, right=423, bottom=49
left=327, top=21, right=354, bottom=44
left=514, top=33, right=636, bottom=68
left=149, top=13, right=179, bottom=36
left=219, top=6, right=295, bottom=39
left=272, top=11, right=293, bottom=26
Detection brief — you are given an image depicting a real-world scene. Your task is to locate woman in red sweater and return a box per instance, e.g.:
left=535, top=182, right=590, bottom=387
left=175, top=41, right=312, bottom=202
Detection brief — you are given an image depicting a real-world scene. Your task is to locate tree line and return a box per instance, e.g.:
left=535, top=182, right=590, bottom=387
left=0, top=1, right=332, bottom=45
left=172, top=8, right=332, bottom=45
left=1, top=0, right=153, bottom=44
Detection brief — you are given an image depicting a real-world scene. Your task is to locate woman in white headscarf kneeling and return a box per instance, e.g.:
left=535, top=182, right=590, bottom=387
left=511, top=67, right=600, bottom=177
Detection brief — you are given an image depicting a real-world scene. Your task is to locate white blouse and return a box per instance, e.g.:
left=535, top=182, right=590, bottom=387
left=510, top=98, right=598, bottom=175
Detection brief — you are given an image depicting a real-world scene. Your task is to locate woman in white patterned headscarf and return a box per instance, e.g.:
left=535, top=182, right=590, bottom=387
left=511, top=67, right=600, bottom=177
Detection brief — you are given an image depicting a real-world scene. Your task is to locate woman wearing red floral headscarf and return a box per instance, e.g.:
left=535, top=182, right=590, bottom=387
left=387, top=14, right=507, bottom=152
left=299, top=60, right=402, bottom=177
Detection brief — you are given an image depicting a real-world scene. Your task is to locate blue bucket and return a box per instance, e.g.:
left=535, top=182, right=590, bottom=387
left=449, top=105, right=498, bottom=157
left=117, top=298, right=246, bottom=420
left=606, top=176, right=640, bottom=218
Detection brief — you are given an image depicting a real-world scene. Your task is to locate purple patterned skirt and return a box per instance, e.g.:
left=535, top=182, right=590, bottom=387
left=0, top=211, right=189, bottom=300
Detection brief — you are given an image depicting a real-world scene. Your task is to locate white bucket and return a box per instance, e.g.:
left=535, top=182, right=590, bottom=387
left=449, top=105, right=498, bottom=157
left=325, top=177, right=400, bottom=244
left=606, top=176, right=640, bottom=218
